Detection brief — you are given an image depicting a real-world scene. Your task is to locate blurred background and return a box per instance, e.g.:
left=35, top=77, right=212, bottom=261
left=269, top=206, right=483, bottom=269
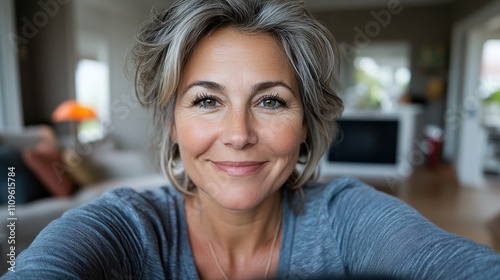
left=0, top=0, right=499, bottom=266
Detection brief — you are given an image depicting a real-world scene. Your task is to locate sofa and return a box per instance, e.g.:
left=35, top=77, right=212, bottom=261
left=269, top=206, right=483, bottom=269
left=0, top=125, right=168, bottom=272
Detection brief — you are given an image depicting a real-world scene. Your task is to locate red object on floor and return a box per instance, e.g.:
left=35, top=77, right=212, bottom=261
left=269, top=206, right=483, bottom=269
left=427, top=138, right=442, bottom=169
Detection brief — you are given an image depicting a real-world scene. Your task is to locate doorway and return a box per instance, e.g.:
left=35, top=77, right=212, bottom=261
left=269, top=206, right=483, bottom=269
left=446, top=1, right=500, bottom=187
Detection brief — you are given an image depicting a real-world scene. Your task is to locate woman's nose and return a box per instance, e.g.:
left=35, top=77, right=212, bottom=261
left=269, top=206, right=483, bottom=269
left=221, top=109, right=258, bottom=150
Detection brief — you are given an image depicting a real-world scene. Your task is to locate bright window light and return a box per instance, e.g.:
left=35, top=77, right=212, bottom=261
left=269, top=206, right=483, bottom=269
left=75, top=59, right=109, bottom=143
left=481, top=40, right=500, bottom=97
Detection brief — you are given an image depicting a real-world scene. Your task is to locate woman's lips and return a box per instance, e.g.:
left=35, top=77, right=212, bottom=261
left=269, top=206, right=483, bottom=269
left=212, top=161, right=265, bottom=176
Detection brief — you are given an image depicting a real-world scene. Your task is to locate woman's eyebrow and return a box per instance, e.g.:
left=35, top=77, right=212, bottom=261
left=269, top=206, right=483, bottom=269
left=182, top=81, right=225, bottom=94
left=252, top=81, right=295, bottom=95
left=182, top=80, right=295, bottom=95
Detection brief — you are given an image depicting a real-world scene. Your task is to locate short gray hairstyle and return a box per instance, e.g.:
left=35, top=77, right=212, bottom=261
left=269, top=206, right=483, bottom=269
left=130, top=0, right=343, bottom=197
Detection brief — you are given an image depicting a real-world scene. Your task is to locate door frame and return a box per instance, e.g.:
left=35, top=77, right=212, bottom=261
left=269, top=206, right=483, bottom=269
left=445, top=0, right=500, bottom=187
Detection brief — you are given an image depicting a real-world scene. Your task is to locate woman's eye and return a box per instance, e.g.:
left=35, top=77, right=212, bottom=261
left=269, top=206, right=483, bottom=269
left=200, top=98, right=217, bottom=107
left=192, top=94, right=220, bottom=109
left=258, top=95, right=286, bottom=109
left=262, top=99, right=279, bottom=108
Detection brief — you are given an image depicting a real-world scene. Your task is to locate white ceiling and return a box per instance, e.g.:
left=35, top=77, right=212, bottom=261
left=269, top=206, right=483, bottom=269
left=76, top=0, right=168, bottom=16
left=305, top=0, right=455, bottom=11
left=83, top=0, right=456, bottom=13
left=80, top=0, right=456, bottom=14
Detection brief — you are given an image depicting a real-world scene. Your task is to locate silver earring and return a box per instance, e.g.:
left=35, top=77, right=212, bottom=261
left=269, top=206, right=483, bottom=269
left=298, top=142, right=310, bottom=164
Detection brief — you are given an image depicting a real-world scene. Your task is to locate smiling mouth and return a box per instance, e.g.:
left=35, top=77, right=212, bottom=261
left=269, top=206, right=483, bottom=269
left=212, top=161, right=266, bottom=176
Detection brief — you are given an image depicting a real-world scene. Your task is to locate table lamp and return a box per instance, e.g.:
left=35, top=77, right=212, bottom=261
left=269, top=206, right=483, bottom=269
left=52, top=100, right=97, bottom=147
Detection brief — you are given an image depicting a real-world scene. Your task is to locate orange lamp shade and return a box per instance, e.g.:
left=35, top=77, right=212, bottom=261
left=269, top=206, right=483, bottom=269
left=52, top=100, right=97, bottom=122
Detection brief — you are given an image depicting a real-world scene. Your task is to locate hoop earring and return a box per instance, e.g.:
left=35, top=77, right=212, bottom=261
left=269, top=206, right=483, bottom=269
left=166, top=141, right=180, bottom=180
left=166, top=138, right=174, bottom=162
left=167, top=142, right=195, bottom=193
left=298, top=141, right=310, bottom=164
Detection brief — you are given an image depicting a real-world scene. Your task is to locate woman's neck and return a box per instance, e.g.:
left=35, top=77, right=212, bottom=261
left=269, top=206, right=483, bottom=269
left=185, top=189, right=283, bottom=279
left=185, top=189, right=282, bottom=254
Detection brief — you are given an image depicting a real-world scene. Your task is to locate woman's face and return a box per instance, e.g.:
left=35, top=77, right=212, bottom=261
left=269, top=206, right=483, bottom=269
left=173, top=28, right=306, bottom=210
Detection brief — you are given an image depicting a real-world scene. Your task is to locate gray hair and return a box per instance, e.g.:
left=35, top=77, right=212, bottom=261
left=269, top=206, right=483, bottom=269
left=130, top=0, right=343, bottom=197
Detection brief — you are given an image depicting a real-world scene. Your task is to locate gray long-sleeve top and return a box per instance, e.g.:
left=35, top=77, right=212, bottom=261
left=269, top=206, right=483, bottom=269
left=3, top=177, right=500, bottom=279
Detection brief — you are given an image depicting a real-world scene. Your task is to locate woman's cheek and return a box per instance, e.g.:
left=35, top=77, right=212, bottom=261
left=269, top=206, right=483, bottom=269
left=176, top=115, right=219, bottom=155
left=259, top=115, right=305, bottom=154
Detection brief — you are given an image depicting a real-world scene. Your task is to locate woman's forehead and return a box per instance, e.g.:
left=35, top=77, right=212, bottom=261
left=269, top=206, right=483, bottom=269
left=179, top=27, right=298, bottom=93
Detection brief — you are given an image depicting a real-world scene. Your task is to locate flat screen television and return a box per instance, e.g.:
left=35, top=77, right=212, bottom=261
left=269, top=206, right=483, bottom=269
left=328, top=120, right=399, bottom=164
left=320, top=106, right=423, bottom=180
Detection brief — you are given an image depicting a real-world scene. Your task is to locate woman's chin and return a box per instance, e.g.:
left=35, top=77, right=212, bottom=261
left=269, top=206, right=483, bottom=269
left=208, top=188, right=279, bottom=212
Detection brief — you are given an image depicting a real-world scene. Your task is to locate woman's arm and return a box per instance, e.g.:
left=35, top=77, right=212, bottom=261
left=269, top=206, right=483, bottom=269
left=1, top=188, right=159, bottom=279
left=329, top=179, right=500, bottom=280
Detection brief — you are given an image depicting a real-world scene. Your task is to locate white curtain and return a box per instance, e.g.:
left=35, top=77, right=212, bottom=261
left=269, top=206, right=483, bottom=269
left=0, top=0, right=23, bottom=132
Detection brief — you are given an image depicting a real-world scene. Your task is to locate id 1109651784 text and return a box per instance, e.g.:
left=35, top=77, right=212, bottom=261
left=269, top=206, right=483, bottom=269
left=6, top=167, right=17, bottom=272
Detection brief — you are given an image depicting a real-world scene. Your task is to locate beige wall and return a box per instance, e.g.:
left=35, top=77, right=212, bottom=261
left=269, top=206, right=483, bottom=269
left=15, top=0, right=76, bottom=127
left=452, top=0, right=498, bottom=22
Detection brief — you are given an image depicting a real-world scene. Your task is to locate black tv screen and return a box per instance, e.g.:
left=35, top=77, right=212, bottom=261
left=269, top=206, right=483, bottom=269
left=328, top=120, right=399, bottom=164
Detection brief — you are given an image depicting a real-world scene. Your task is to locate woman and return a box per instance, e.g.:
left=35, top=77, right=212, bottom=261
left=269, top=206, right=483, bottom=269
left=3, top=0, right=500, bottom=279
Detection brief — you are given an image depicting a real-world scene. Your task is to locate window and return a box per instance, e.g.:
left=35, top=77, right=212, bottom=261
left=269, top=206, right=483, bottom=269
left=481, top=39, right=500, bottom=99
left=75, top=59, right=109, bottom=142
left=344, top=42, right=411, bottom=111
left=480, top=39, right=500, bottom=174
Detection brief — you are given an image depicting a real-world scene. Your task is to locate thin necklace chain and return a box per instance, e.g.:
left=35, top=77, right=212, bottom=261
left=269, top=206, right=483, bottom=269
left=206, top=212, right=282, bottom=280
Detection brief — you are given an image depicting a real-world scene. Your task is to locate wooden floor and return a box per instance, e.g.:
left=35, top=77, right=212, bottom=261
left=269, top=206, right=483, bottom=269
left=363, top=165, right=500, bottom=252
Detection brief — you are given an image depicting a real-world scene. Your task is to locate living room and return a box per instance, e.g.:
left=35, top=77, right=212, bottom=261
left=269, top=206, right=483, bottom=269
left=1, top=0, right=499, bottom=272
